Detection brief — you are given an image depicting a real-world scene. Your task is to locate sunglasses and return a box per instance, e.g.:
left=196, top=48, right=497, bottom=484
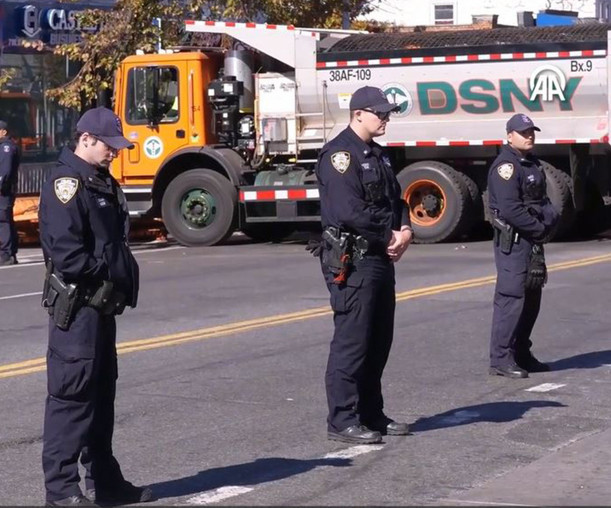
left=361, top=109, right=392, bottom=121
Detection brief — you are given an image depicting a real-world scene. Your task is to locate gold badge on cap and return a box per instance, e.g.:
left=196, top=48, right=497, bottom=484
left=331, top=151, right=351, bottom=173
left=497, top=163, right=514, bottom=180
left=54, top=177, right=79, bottom=204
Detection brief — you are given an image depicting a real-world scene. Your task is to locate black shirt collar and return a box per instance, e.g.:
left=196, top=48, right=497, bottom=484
left=344, top=126, right=378, bottom=159
left=58, top=147, right=111, bottom=180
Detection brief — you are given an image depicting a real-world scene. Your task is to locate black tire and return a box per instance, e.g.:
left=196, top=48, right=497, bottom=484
left=242, top=223, right=295, bottom=243
left=482, top=188, right=492, bottom=223
left=573, top=180, right=607, bottom=237
left=458, top=171, right=483, bottom=232
left=161, top=168, right=237, bottom=246
left=540, top=160, right=575, bottom=240
left=396, top=161, right=472, bottom=243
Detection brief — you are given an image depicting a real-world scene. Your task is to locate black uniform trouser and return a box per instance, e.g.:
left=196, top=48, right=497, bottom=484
left=42, top=307, right=126, bottom=502
left=489, top=238, right=543, bottom=367
left=323, top=256, right=396, bottom=432
left=0, top=193, right=17, bottom=259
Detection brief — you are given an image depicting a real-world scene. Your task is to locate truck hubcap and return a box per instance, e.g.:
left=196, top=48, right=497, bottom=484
left=405, top=180, right=446, bottom=226
left=180, top=189, right=216, bottom=228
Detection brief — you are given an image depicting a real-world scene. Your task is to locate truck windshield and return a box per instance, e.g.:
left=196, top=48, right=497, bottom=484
left=125, top=66, right=179, bottom=125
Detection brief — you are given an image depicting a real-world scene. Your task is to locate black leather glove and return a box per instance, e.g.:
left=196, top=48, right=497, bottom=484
left=305, top=239, right=323, bottom=257
left=525, top=244, right=547, bottom=290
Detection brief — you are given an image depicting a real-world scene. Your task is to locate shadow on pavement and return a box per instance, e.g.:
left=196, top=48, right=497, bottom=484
left=548, top=349, right=611, bottom=371
left=149, top=456, right=351, bottom=501
left=410, top=400, right=566, bottom=432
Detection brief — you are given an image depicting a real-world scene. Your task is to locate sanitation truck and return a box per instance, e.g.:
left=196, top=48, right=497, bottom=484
left=20, top=21, right=611, bottom=245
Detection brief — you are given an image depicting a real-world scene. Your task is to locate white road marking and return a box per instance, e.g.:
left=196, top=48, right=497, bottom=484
left=0, top=246, right=186, bottom=299
left=0, top=245, right=185, bottom=271
left=442, top=499, right=533, bottom=506
left=0, top=261, right=44, bottom=270
left=0, top=291, right=42, bottom=301
left=185, top=486, right=254, bottom=505
left=323, top=444, right=385, bottom=459
left=183, top=445, right=383, bottom=505
left=525, top=383, right=566, bottom=392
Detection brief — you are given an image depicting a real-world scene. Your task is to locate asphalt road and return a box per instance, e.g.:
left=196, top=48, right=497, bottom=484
left=1, top=232, right=611, bottom=506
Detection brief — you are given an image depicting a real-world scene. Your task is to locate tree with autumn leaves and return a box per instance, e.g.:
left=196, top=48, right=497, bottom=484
left=47, top=0, right=381, bottom=109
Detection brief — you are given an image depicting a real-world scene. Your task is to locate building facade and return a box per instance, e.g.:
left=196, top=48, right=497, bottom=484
left=0, top=0, right=113, bottom=168
left=362, top=0, right=601, bottom=27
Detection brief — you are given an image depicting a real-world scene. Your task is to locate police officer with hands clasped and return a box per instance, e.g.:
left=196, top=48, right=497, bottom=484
left=312, top=86, right=413, bottom=444
left=39, top=107, right=152, bottom=506
left=488, top=113, right=559, bottom=379
left=0, top=119, right=20, bottom=266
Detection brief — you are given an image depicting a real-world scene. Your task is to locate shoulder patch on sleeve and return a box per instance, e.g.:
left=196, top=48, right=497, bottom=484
left=497, top=163, right=514, bottom=180
left=54, top=177, right=79, bottom=204
left=330, top=151, right=351, bottom=173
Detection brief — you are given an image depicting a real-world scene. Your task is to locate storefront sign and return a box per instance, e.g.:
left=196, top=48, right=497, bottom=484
left=3, top=1, right=112, bottom=50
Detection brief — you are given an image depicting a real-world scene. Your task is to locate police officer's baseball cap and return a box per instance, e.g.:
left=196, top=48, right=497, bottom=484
left=0, top=120, right=8, bottom=131
left=349, top=86, right=400, bottom=113
left=506, top=113, right=541, bottom=133
left=76, top=107, right=134, bottom=150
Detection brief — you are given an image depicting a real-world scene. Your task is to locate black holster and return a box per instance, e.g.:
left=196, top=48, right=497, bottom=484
left=525, top=244, right=547, bottom=290
left=321, top=227, right=368, bottom=285
left=85, top=280, right=127, bottom=316
left=42, top=269, right=81, bottom=330
left=491, top=215, right=515, bottom=254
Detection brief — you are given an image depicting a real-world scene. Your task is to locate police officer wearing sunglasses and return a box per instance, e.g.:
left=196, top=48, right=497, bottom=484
left=314, top=86, right=414, bottom=444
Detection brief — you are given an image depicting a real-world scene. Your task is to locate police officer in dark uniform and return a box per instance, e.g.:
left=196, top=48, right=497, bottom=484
left=0, top=119, right=20, bottom=266
left=314, top=86, right=413, bottom=444
left=488, top=114, right=559, bottom=379
left=39, top=107, right=152, bottom=506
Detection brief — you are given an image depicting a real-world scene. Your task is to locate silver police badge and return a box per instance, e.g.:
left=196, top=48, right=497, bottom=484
left=497, top=163, right=514, bottom=180
left=54, top=177, right=79, bottom=204
left=331, top=151, right=351, bottom=173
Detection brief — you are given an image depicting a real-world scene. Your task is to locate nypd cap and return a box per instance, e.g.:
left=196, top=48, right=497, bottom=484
left=506, top=113, right=541, bottom=133
left=77, top=107, right=134, bottom=150
left=349, top=86, right=400, bottom=113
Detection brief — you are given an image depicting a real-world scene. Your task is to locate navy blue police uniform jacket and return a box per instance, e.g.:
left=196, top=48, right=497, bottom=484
left=316, top=126, right=410, bottom=253
left=488, top=144, right=558, bottom=242
left=487, top=144, right=559, bottom=296
left=0, top=136, right=20, bottom=195
left=39, top=147, right=139, bottom=307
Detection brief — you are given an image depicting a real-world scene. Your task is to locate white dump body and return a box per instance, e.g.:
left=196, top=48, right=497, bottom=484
left=186, top=20, right=611, bottom=154
left=314, top=50, right=609, bottom=148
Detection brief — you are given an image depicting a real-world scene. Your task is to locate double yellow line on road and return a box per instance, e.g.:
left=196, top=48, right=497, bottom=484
left=2, top=252, right=611, bottom=380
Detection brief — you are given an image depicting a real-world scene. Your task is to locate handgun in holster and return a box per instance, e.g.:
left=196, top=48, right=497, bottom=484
left=321, top=227, right=368, bottom=285
left=42, top=265, right=81, bottom=330
left=322, top=227, right=352, bottom=284
left=491, top=214, right=515, bottom=254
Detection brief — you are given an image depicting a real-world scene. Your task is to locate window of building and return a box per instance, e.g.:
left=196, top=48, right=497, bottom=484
left=434, top=3, right=454, bottom=25
left=0, top=52, right=79, bottom=163
left=126, top=67, right=179, bottom=125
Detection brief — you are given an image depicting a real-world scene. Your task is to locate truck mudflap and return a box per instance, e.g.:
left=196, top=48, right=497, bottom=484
left=239, top=185, right=321, bottom=223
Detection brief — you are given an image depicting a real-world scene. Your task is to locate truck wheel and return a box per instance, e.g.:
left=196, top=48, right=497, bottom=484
left=397, top=161, right=472, bottom=243
left=540, top=161, right=575, bottom=240
left=242, top=223, right=295, bottom=243
left=574, top=180, right=607, bottom=237
left=161, top=168, right=237, bottom=246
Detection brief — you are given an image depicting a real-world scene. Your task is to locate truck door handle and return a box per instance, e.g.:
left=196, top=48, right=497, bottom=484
left=176, top=129, right=185, bottom=138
